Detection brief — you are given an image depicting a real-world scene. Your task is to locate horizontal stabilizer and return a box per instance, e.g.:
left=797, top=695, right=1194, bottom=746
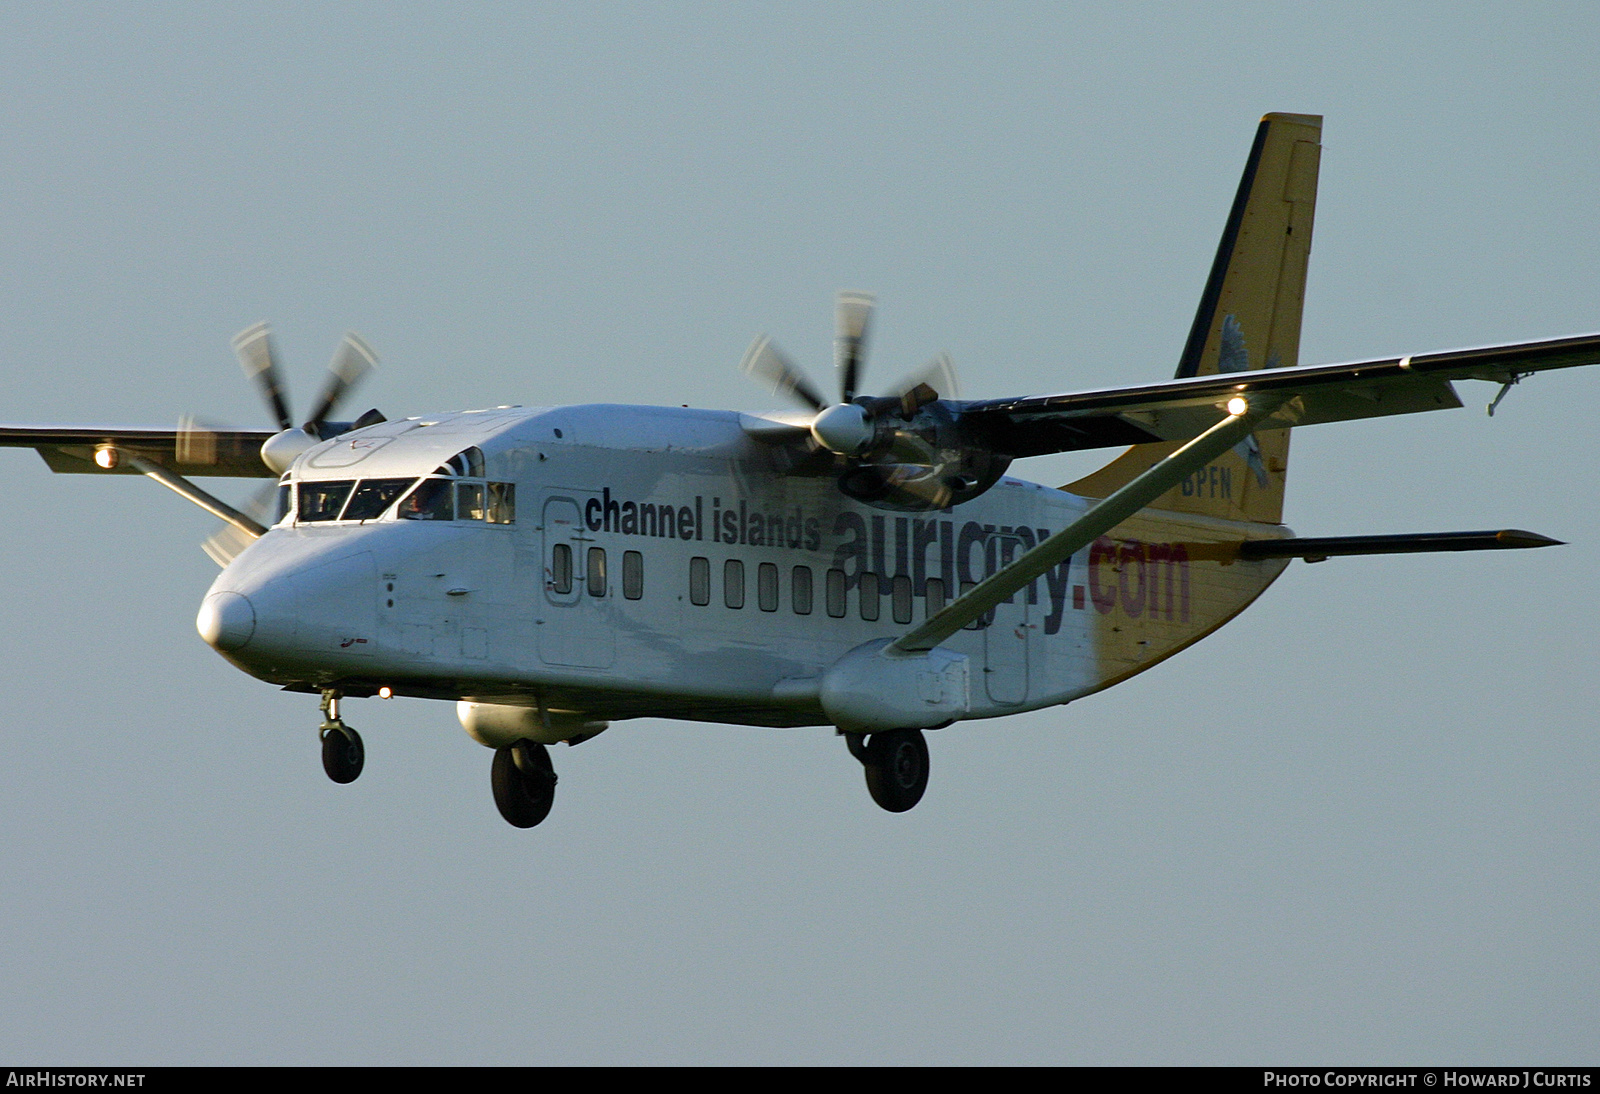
left=1238, top=528, right=1562, bottom=562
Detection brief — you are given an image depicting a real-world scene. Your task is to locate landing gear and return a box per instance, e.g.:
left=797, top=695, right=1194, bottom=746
left=491, top=738, right=558, bottom=828
left=318, top=689, right=364, bottom=784
left=845, top=728, right=929, bottom=813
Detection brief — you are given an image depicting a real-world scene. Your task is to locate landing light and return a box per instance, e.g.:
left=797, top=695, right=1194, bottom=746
left=93, top=445, right=119, bottom=469
left=1226, top=396, right=1249, bottom=416
left=379, top=687, right=393, bottom=699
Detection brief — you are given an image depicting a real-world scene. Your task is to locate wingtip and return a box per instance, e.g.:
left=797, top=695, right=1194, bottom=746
left=1495, top=529, right=1564, bottom=549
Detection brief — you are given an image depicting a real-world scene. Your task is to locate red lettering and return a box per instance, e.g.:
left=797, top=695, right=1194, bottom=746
left=1088, top=537, right=1118, bottom=614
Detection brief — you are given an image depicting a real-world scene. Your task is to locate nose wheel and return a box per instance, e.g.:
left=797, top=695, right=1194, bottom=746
left=491, top=739, right=558, bottom=828
left=318, top=689, right=364, bottom=784
left=844, top=728, right=929, bottom=812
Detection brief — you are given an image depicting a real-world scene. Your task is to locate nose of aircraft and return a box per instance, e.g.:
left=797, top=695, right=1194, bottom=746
left=197, top=591, right=257, bottom=651
left=197, top=539, right=380, bottom=673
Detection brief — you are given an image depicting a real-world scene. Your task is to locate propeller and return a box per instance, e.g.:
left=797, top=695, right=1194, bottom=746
left=231, top=324, right=382, bottom=474
left=740, top=291, right=958, bottom=455
left=740, top=293, right=1002, bottom=511
left=192, top=325, right=385, bottom=566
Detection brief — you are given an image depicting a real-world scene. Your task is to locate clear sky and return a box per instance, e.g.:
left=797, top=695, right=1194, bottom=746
left=0, top=1, right=1596, bottom=1065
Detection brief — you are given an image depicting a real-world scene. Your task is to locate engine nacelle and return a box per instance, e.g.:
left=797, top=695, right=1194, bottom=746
left=457, top=701, right=608, bottom=748
left=817, top=640, right=971, bottom=732
left=835, top=401, right=1011, bottom=512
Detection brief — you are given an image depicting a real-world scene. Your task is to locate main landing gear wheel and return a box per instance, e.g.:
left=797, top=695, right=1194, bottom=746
left=317, top=688, right=364, bottom=784
left=321, top=724, right=365, bottom=784
left=848, top=728, right=930, bottom=813
left=492, top=739, right=558, bottom=828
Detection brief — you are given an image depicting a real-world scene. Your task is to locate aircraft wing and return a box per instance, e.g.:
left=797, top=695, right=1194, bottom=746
left=956, top=332, right=1600, bottom=457
left=0, top=425, right=277, bottom=477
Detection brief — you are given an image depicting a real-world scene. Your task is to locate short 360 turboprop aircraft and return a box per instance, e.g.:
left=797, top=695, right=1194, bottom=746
left=5, top=112, right=1598, bottom=826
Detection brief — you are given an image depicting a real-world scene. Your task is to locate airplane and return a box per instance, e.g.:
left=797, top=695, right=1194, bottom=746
left=3, top=111, right=1597, bottom=828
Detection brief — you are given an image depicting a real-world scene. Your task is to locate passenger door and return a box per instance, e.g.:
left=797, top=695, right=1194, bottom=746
left=538, top=494, right=615, bottom=668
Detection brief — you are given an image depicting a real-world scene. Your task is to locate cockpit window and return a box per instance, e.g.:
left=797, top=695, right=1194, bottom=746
left=487, top=481, right=515, bottom=524
left=299, top=480, right=354, bottom=522
left=398, top=477, right=455, bottom=521
left=290, top=472, right=509, bottom=525
left=447, top=446, right=485, bottom=478
left=343, top=478, right=415, bottom=521
left=455, top=481, right=486, bottom=521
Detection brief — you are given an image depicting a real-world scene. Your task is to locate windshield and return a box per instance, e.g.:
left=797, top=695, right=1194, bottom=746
left=298, top=481, right=354, bottom=522
left=297, top=477, right=416, bottom=523
left=292, top=474, right=514, bottom=524
left=343, top=478, right=414, bottom=520
left=398, top=478, right=454, bottom=521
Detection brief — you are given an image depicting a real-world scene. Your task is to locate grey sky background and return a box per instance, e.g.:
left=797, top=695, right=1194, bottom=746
left=0, top=2, right=1596, bottom=1065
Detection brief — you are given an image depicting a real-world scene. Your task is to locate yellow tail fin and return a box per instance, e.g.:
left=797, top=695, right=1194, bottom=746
left=1066, top=112, right=1322, bottom=525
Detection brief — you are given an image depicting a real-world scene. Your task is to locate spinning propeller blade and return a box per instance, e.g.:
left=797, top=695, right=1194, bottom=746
left=304, top=333, right=379, bottom=434
left=202, top=482, right=278, bottom=567
left=231, top=322, right=293, bottom=431
left=740, top=335, right=828, bottom=412
left=886, top=351, right=960, bottom=405
left=834, top=291, right=874, bottom=403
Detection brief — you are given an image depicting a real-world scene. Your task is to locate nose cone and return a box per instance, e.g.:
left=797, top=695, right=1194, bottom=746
left=197, top=591, right=256, bottom=651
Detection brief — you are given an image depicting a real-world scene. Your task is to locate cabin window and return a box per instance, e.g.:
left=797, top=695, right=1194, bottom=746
left=858, top=572, right=880, bottom=621
left=456, top=482, right=486, bottom=521
left=689, top=557, right=710, bottom=605
left=276, top=483, right=293, bottom=523
left=398, top=478, right=454, bottom=521
left=791, top=566, right=813, bottom=616
left=487, top=482, right=516, bottom=524
left=551, top=543, right=573, bottom=594
left=757, top=563, right=779, bottom=612
left=891, top=574, right=914, bottom=624
left=924, top=578, right=947, bottom=618
left=298, top=480, right=354, bottom=522
left=622, top=551, right=643, bottom=600
left=825, top=569, right=847, bottom=618
left=724, top=559, right=745, bottom=609
left=587, top=547, right=607, bottom=597
left=343, top=478, right=414, bottom=521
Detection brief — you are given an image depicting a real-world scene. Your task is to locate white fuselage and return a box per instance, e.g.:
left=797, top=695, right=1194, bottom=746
left=199, top=403, right=1275, bottom=732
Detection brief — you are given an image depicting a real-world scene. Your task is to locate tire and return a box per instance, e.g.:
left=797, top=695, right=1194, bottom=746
left=862, top=729, right=929, bottom=813
left=491, top=739, right=558, bottom=828
left=321, top=725, right=365, bottom=784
